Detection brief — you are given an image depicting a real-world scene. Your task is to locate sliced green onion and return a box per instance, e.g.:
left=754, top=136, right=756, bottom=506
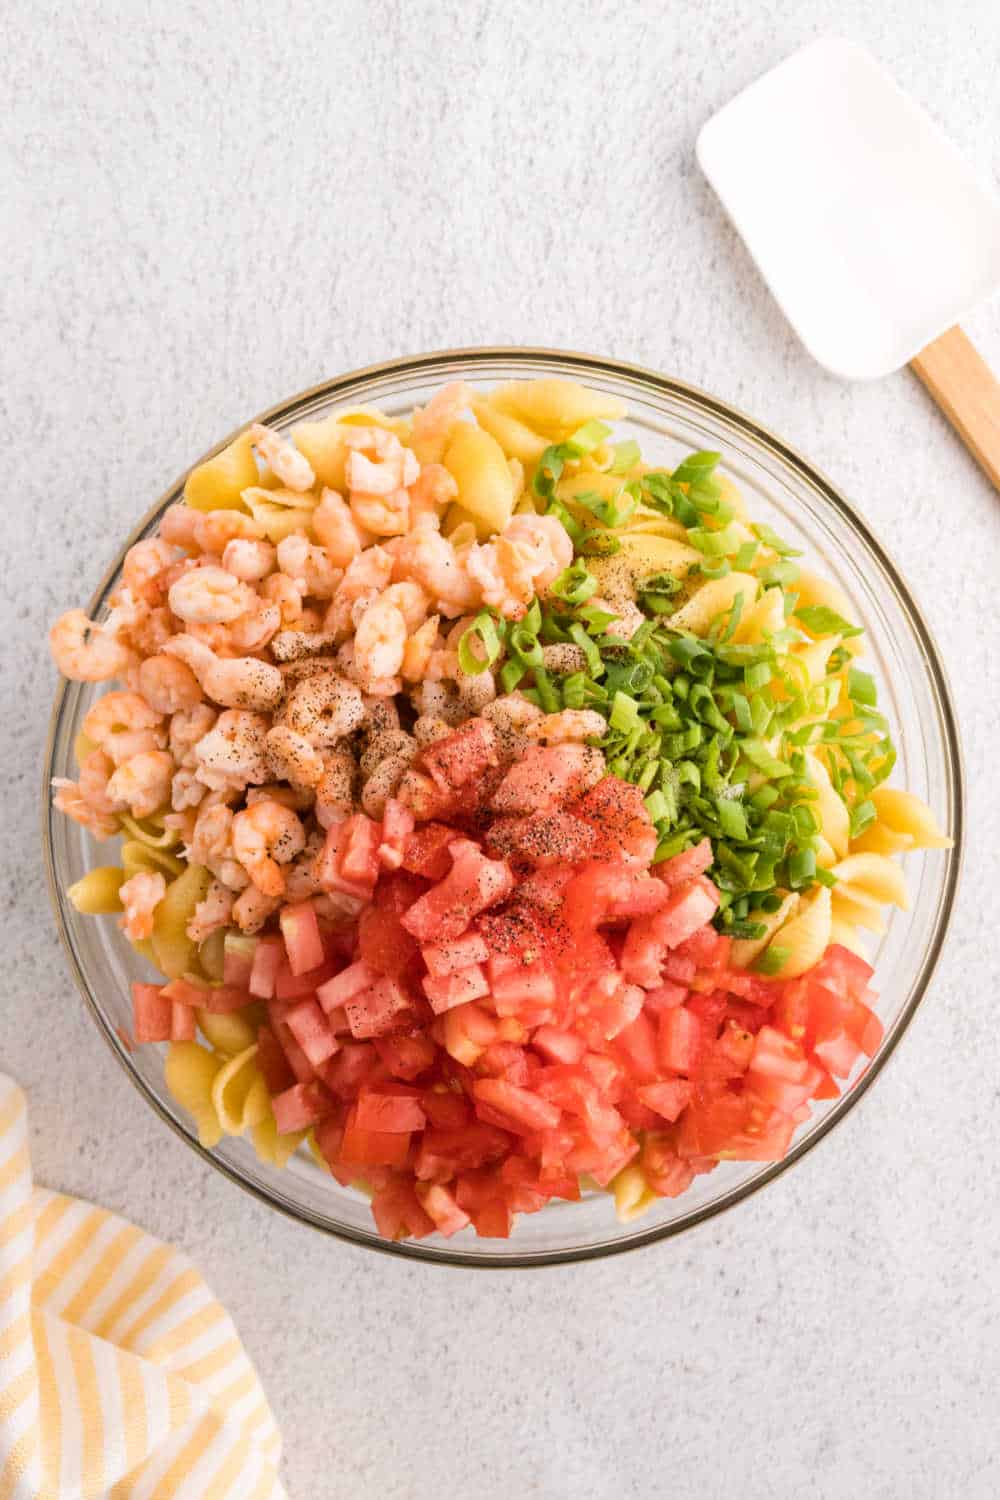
left=716, top=797, right=747, bottom=839
left=500, top=659, right=525, bottom=694
left=732, top=540, right=760, bottom=571
left=755, top=946, right=791, bottom=976
left=849, top=798, right=876, bottom=838
left=741, top=740, right=792, bottom=779
left=550, top=562, right=598, bottom=605
left=788, top=847, right=817, bottom=888
left=686, top=523, right=743, bottom=557
left=458, top=611, right=502, bottom=676
left=610, top=691, right=644, bottom=734
left=563, top=420, right=612, bottom=457
left=534, top=666, right=561, bottom=714
left=533, top=445, right=566, bottom=499
left=609, top=439, right=641, bottom=474
left=672, top=451, right=721, bottom=486
left=848, top=667, right=877, bottom=707
left=568, top=622, right=604, bottom=678
left=578, top=530, right=621, bottom=557
left=745, top=661, right=772, bottom=691
left=794, top=604, right=863, bottom=639
left=544, top=497, right=583, bottom=542
left=751, top=523, right=802, bottom=557
left=759, top=561, right=801, bottom=589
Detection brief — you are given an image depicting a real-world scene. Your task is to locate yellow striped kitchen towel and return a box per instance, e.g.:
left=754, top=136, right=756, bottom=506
left=0, top=1075, right=286, bottom=1499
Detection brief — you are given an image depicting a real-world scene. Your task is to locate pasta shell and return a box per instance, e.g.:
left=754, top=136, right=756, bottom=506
left=765, top=884, right=832, bottom=978
left=210, top=1045, right=260, bottom=1136
left=252, top=1113, right=306, bottom=1168
left=831, top=853, right=909, bottom=910
left=67, top=866, right=125, bottom=915
left=469, top=398, right=548, bottom=465
left=870, top=787, right=953, bottom=849
left=792, top=569, right=865, bottom=656
left=730, top=891, right=800, bottom=968
left=165, top=1042, right=224, bottom=1149
left=804, top=752, right=850, bottom=860
left=490, top=378, right=627, bottom=436
left=198, top=1007, right=259, bottom=1056
left=184, top=430, right=257, bottom=514
left=850, top=824, right=915, bottom=857
left=733, top=587, right=784, bottom=644
left=611, top=1164, right=657, bottom=1224
left=831, top=891, right=886, bottom=935
left=443, top=423, right=516, bottom=539
left=666, top=572, right=759, bottom=635
left=151, top=862, right=212, bottom=980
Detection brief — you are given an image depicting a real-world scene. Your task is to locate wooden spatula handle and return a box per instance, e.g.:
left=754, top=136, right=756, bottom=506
left=910, top=326, right=1000, bottom=491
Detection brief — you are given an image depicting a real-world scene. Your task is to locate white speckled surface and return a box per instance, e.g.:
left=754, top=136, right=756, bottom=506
left=5, top=3, right=1000, bottom=1496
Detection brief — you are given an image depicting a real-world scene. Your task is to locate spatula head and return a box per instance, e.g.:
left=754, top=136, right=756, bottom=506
left=697, top=38, right=1000, bottom=380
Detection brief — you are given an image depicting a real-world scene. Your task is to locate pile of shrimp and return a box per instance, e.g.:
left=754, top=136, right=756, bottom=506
left=49, top=388, right=590, bottom=944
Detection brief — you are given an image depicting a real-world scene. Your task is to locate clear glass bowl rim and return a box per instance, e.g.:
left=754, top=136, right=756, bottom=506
left=42, top=346, right=965, bottom=1269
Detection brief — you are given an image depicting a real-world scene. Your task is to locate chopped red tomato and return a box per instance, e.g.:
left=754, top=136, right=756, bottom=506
left=357, top=902, right=422, bottom=983
left=564, top=861, right=672, bottom=935
left=573, top=777, right=657, bottom=864
left=400, top=822, right=456, bottom=880
left=285, top=998, right=339, bottom=1068
left=279, top=902, right=325, bottom=977
left=423, top=718, right=499, bottom=792
left=378, top=799, right=415, bottom=871
left=248, top=935, right=284, bottom=999
left=355, top=1084, right=427, bottom=1133
left=271, top=1081, right=335, bottom=1134
left=374, top=1032, right=437, bottom=1081
left=656, top=837, right=714, bottom=885
left=132, top=983, right=172, bottom=1044
left=485, top=811, right=598, bottom=867
left=490, top=745, right=600, bottom=815
left=344, top=975, right=414, bottom=1039
left=400, top=839, right=514, bottom=944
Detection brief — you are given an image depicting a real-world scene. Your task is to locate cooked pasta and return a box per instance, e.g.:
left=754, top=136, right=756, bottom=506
left=67, top=865, right=125, bottom=914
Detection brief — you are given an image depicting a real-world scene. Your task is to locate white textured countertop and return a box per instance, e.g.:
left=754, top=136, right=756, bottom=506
left=5, top=3, right=1000, bottom=1496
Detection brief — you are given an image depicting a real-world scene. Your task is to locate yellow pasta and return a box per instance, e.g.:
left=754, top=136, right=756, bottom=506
left=867, top=787, right=953, bottom=850
left=730, top=891, right=800, bottom=968
left=803, top=751, right=850, bottom=859
left=184, top=430, right=258, bottom=513
left=151, top=862, right=212, bottom=980
left=165, top=1042, right=224, bottom=1148
left=610, top=1163, right=657, bottom=1224
left=121, top=840, right=184, bottom=882
left=73, top=731, right=97, bottom=764
left=251, top=1112, right=307, bottom=1168
left=733, top=586, right=785, bottom=644
left=67, top=865, right=125, bottom=915
left=210, top=1046, right=271, bottom=1136
left=792, top=569, right=865, bottom=657
left=443, top=423, right=516, bottom=538
left=666, top=572, right=759, bottom=635
left=197, top=929, right=227, bottom=984
left=831, top=891, right=887, bottom=936
left=830, top=852, right=910, bottom=911
left=490, top=378, right=627, bottom=437
left=118, top=813, right=182, bottom=850
left=469, top=397, right=548, bottom=466
left=240, top=490, right=318, bottom=543
left=197, top=1007, right=260, bottom=1056
left=766, top=884, right=833, bottom=977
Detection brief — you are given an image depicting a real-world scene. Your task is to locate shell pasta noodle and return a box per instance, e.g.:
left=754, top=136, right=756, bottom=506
left=48, top=377, right=953, bottom=1241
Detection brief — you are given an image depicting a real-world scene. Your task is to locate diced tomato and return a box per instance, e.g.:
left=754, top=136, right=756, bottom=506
left=132, top=983, right=172, bottom=1044
left=342, top=814, right=383, bottom=884
left=321, top=1040, right=381, bottom=1098
left=532, top=1026, right=586, bottom=1065
left=317, top=960, right=377, bottom=1015
left=355, top=1084, right=427, bottom=1133
left=357, top=903, right=421, bottom=983
left=643, top=980, right=687, bottom=1012
left=274, top=1019, right=316, bottom=1084
left=656, top=837, right=713, bottom=886
left=491, top=744, right=600, bottom=815
left=285, top=998, right=339, bottom=1068
left=378, top=799, right=416, bottom=870
left=257, top=1024, right=295, bottom=1095
left=222, top=932, right=257, bottom=989
left=248, top=935, right=285, bottom=999
left=472, top=1078, right=561, bottom=1134
left=371, top=1178, right=435, bottom=1239
left=422, top=931, right=490, bottom=977
left=657, top=1006, right=703, bottom=1074
left=443, top=1002, right=498, bottom=1064
left=573, top=777, right=657, bottom=864
left=637, top=1079, right=692, bottom=1123
left=162, top=977, right=251, bottom=1014
left=749, top=1025, right=810, bottom=1083
left=420, top=1088, right=471, bottom=1129
left=271, top=1080, right=335, bottom=1134
left=374, top=1032, right=436, bottom=1081
left=415, top=1181, right=470, bottom=1236
left=454, top=1171, right=513, bottom=1237
left=490, top=961, right=557, bottom=1017
left=414, top=1122, right=511, bottom=1179
left=344, top=975, right=413, bottom=1039
left=279, top=902, right=325, bottom=976
left=423, top=718, right=499, bottom=792
left=621, top=879, right=720, bottom=986
left=674, top=923, right=725, bottom=966
left=423, top=963, right=490, bottom=1014
left=274, top=956, right=340, bottom=1001
left=401, top=822, right=456, bottom=880
left=564, top=861, right=672, bottom=936
left=613, top=1011, right=661, bottom=1083
left=401, top=840, right=515, bottom=944
left=477, top=1042, right=531, bottom=1085
left=641, top=1133, right=697, bottom=1197
left=340, top=1105, right=411, bottom=1167
left=486, top=811, right=598, bottom=867
left=170, top=1001, right=196, bottom=1041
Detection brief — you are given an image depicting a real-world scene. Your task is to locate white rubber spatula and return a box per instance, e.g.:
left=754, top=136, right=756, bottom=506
left=697, top=37, right=1000, bottom=489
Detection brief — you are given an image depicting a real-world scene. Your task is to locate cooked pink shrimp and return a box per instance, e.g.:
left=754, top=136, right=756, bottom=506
left=390, top=521, right=480, bottom=617
left=343, top=427, right=419, bottom=496
left=380, top=581, right=430, bottom=631
left=232, top=800, right=306, bottom=896
left=222, top=537, right=276, bottom=582
left=169, top=703, right=218, bottom=767
left=401, top=615, right=441, bottom=682
left=337, top=640, right=401, bottom=698
left=589, top=594, right=644, bottom=640
left=168, top=565, right=253, bottom=625
left=283, top=670, right=366, bottom=747
left=324, top=546, right=395, bottom=638
left=52, top=749, right=120, bottom=839
left=260, top=571, right=305, bottom=626
left=225, top=599, right=282, bottom=653
left=409, top=381, right=472, bottom=464
left=503, top=514, right=574, bottom=593
left=283, top=828, right=326, bottom=901
left=49, top=610, right=133, bottom=682
left=315, top=747, right=357, bottom=829
left=424, top=648, right=460, bottom=682
left=189, top=803, right=237, bottom=867
left=353, top=598, right=407, bottom=687
left=123, top=538, right=180, bottom=605
left=192, top=710, right=270, bottom=790
left=125, top=604, right=175, bottom=659
left=467, top=514, right=573, bottom=619
left=275, top=535, right=341, bottom=598
left=106, top=749, right=175, bottom=818
left=350, top=488, right=410, bottom=537
left=264, top=725, right=325, bottom=787
left=185, top=879, right=235, bottom=944
left=159, top=504, right=201, bottom=552
left=312, top=488, right=371, bottom=567
left=118, top=871, right=166, bottom=941
left=232, top=883, right=282, bottom=935
left=525, top=709, right=607, bottom=744
left=171, top=766, right=206, bottom=811
left=164, top=634, right=284, bottom=711
left=137, top=655, right=203, bottom=714
left=408, top=462, right=458, bottom=523
left=250, top=423, right=315, bottom=492
left=83, top=691, right=163, bottom=749
left=192, top=509, right=265, bottom=556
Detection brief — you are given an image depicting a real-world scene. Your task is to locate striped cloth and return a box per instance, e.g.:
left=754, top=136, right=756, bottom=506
left=0, top=1076, right=286, bottom=1499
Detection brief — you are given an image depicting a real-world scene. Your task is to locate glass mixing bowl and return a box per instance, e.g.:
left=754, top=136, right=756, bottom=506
left=43, top=349, right=963, bottom=1266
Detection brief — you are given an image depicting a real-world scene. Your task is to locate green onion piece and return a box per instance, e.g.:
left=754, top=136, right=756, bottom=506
left=568, top=622, right=604, bottom=678
left=732, top=540, right=759, bottom=571
left=563, top=420, right=612, bottom=456
left=716, top=797, right=747, bottom=839
left=644, top=789, right=668, bottom=822
left=533, top=445, right=566, bottom=499
left=550, top=562, right=598, bottom=605
left=751, top=523, right=802, bottom=557
left=578, top=530, right=621, bottom=557
left=759, top=561, right=801, bottom=589
left=848, top=667, right=877, bottom=707
left=534, top=666, right=561, bottom=714
left=741, top=740, right=792, bottom=779
left=788, top=847, right=817, bottom=888
left=524, top=598, right=542, bottom=634
left=814, top=866, right=838, bottom=888
left=561, top=672, right=587, bottom=709
left=849, top=798, right=876, bottom=838
left=610, top=691, right=644, bottom=734
left=545, top=498, right=583, bottom=542
left=717, top=590, right=746, bottom=644
left=699, top=557, right=732, bottom=580
left=672, top=451, right=721, bottom=486
left=792, top=803, right=819, bottom=838
left=509, top=624, right=543, bottom=668
left=458, top=611, right=502, bottom=676
left=794, top=604, right=863, bottom=639
left=755, top=946, right=790, bottom=976
left=745, top=661, right=772, bottom=691
left=686, top=523, right=743, bottom=557
left=609, top=439, right=641, bottom=474
left=731, top=693, right=753, bottom=732
left=574, top=488, right=637, bottom=529
left=578, top=604, right=619, bottom=634
left=500, top=659, right=525, bottom=694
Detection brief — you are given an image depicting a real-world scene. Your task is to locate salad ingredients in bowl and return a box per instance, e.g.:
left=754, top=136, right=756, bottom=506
left=46, top=359, right=957, bottom=1256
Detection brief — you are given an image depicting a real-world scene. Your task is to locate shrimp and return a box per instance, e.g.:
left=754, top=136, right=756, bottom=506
left=169, top=703, right=218, bottom=767
left=270, top=630, right=338, bottom=663
left=541, top=643, right=589, bottom=676
left=171, top=766, right=206, bottom=810
left=312, top=488, right=371, bottom=567
left=380, top=581, right=430, bottom=632
left=125, top=604, right=175, bottom=659
left=314, top=747, right=357, bottom=829
left=246, top=783, right=315, bottom=811
left=423, top=648, right=460, bottom=682
left=457, top=666, right=497, bottom=714
left=185, top=879, right=235, bottom=945
left=353, top=598, right=406, bottom=686
left=466, top=514, right=574, bottom=618
left=168, top=565, right=253, bottom=625
left=159, top=504, right=201, bottom=552
left=250, top=422, right=315, bottom=492
left=284, top=828, right=326, bottom=901
left=123, top=538, right=180, bottom=605
left=482, top=692, right=544, bottom=761
left=401, top=615, right=441, bottom=682
left=362, top=696, right=400, bottom=736
left=283, top=671, right=366, bottom=747
left=390, top=521, right=481, bottom=617
left=264, top=725, right=325, bottom=787
left=222, top=537, right=276, bottom=582
left=359, top=731, right=418, bottom=780
left=232, top=884, right=282, bottom=935
left=164, top=634, right=284, bottom=711
left=49, top=610, right=133, bottom=683
left=408, top=463, right=458, bottom=523
left=409, top=381, right=472, bottom=464
left=137, top=655, right=203, bottom=714
left=525, top=709, right=607, bottom=744
left=409, top=679, right=464, bottom=724
left=118, top=871, right=166, bottom=942
left=350, top=488, right=410, bottom=537
left=189, top=803, right=237, bottom=867
left=106, top=749, right=175, bottom=818
left=361, top=754, right=415, bottom=818
left=343, top=427, right=419, bottom=496
left=260, top=572, right=306, bottom=627
left=232, top=800, right=306, bottom=896
left=83, top=691, right=164, bottom=749
left=52, top=749, right=120, bottom=840
left=275, top=535, right=341, bottom=599
left=225, top=599, right=282, bottom=653
left=193, top=710, right=270, bottom=790
left=503, top=515, right=574, bottom=593
left=192, top=509, right=265, bottom=556
left=412, top=714, right=453, bottom=747
left=324, top=546, right=395, bottom=639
